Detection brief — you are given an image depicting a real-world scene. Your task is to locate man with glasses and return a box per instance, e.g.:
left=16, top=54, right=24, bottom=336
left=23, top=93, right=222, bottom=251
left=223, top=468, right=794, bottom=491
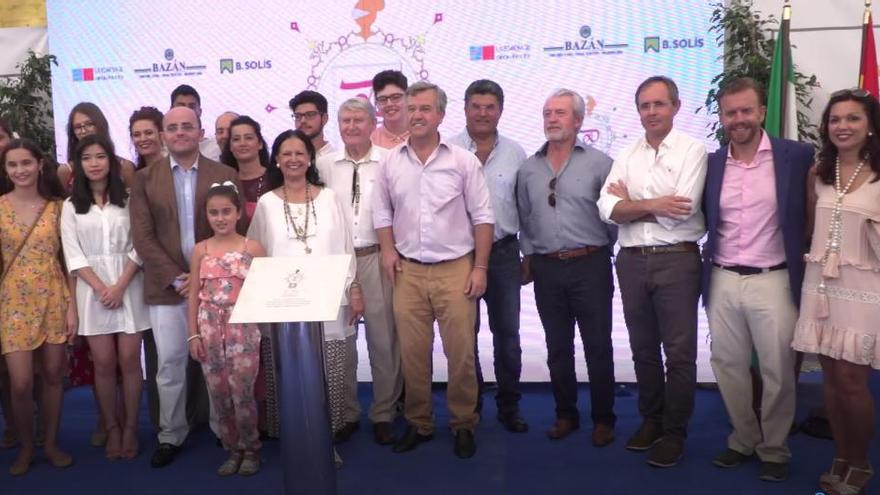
left=316, top=98, right=402, bottom=446
left=516, top=88, right=618, bottom=448
left=450, top=79, right=528, bottom=433
left=289, top=90, right=335, bottom=157
left=597, top=76, right=707, bottom=468
left=130, top=106, right=243, bottom=468
left=371, top=70, right=409, bottom=149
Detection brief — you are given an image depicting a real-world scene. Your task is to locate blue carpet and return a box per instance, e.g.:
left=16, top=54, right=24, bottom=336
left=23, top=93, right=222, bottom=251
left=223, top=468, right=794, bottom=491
left=0, top=378, right=877, bottom=494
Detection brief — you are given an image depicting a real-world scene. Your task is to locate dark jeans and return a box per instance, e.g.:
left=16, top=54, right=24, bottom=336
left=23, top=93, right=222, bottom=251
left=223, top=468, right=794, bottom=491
left=532, top=247, right=616, bottom=427
left=474, top=236, right=523, bottom=416
left=615, top=249, right=701, bottom=439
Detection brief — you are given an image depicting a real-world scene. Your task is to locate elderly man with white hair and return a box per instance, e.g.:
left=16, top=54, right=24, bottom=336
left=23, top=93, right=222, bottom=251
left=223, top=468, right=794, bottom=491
left=516, top=88, right=618, bottom=448
left=317, top=97, right=403, bottom=446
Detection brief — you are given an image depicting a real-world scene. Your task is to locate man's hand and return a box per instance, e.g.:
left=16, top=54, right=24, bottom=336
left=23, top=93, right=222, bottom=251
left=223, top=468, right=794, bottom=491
left=381, top=249, right=403, bottom=284
left=175, top=273, right=191, bottom=298
left=649, top=195, right=693, bottom=219
left=606, top=179, right=631, bottom=201
left=348, top=287, right=365, bottom=325
left=520, top=255, right=533, bottom=285
left=464, top=267, right=487, bottom=299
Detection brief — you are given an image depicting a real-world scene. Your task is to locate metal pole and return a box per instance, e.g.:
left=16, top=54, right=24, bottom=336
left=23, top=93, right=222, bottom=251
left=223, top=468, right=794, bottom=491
left=273, top=321, right=337, bottom=495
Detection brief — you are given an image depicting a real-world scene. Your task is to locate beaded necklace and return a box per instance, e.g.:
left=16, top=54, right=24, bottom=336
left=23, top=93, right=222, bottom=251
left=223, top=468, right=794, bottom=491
left=282, top=183, right=317, bottom=254
left=818, top=155, right=865, bottom=292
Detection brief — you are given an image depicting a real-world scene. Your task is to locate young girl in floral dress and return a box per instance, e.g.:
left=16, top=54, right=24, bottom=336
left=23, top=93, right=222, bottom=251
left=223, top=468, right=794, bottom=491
left=187, top=183, right=266, bottom=476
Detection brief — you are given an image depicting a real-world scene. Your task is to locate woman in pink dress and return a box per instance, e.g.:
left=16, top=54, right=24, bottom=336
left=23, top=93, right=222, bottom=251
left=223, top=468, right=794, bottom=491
left=792, top=88, right=880, bottom=495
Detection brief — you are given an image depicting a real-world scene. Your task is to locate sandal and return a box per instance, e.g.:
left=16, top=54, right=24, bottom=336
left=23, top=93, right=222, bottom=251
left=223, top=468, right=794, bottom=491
left=120, top=426, right=139, bottom=460
left=105, top=425, right=122, bottom=460
left=830, top=464, right=874, bottom=495
left=820, top=458, right=849, bottom=492
left=238, top=451, right=261, bottom=476
left=45, top=447, right=74, bottom=469
left=8, top=446, right=34, bottom=476
left=217, top=451, right=243, bottom=476
left=90, top=425, right=108, bottom=448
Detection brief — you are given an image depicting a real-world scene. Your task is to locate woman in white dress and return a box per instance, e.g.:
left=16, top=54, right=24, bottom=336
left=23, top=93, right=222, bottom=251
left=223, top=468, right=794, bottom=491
left=60, top=134, right=150, bottom=460
left=247, top=129, right=364, bottom=466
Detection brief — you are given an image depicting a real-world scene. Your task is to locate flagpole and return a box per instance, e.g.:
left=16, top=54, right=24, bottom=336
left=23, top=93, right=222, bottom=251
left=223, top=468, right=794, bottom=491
left=861, top=0, right=873, bottom=88
left=779, top=1, right=792, bottom=138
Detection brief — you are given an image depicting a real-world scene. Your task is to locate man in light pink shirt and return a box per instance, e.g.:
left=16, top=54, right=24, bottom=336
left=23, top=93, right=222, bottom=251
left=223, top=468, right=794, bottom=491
left=702, top=77, right=814, bottom=483
left=373, top=81, right=494, bottom=459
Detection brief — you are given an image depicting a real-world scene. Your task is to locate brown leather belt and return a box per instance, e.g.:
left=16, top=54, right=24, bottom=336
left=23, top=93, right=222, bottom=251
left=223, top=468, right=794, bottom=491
left=355, top=244, right=379, bottom=257
left=621, top=242, right=699, bottom=255
left=541, top=246, right=603, bottom=260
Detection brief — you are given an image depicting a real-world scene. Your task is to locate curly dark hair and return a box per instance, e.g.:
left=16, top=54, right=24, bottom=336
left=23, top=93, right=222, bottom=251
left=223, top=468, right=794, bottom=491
left=816, top=88, right=880, bottom=184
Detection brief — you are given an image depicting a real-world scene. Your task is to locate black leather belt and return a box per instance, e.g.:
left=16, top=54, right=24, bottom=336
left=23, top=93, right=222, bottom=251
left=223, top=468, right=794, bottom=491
left=713, top=262, right=787, bottom=276
left=401, top=255, right=452, bottom=266
left=621, top=242, right=699, bottom=255
left=493, top=234, right=517, bottom=247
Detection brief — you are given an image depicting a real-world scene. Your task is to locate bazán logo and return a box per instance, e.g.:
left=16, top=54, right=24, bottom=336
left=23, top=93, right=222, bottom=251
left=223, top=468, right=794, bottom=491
left=134, top=48, right=207, bottom=79
left=219, top=58, right=273, bottom=74
left=469, top=46, right=495, bottom=61
left=644, top=36, right=705, bottom=53
left=543, top=25, right=628, bottom=57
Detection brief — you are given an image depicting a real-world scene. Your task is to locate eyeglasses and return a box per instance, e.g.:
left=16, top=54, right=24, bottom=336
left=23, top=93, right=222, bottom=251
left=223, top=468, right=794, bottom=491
left=292, top=110, right=321, bottom=121
left=376, top=93, right=405, bottom=105
left=831, top=88, right=872, bottom=99
left=548, top=177, right=557, bottom=207
left=73, top=121, right=96, bottom=134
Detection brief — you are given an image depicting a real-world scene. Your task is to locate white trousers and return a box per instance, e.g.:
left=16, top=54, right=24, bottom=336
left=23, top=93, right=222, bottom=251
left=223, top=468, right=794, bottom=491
left=149, top=302, right=220, bottom=445
left=708, top=267, right=798, bottom=462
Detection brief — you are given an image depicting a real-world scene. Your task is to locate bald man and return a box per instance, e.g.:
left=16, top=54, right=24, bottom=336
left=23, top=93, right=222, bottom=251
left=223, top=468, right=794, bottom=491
left=130, top=106, right=244, bottom=468
left=214, top=111, right=239, bottom=156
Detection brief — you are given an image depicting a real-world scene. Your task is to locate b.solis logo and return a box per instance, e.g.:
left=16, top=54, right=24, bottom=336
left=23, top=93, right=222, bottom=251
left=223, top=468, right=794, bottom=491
left=644, top=36, right=705, bottom=53
left=134, top=48, right=207, bottom=79
left=469, top=43, right=531, bottom=62
left=72, top=66, right=123, bottom=82
left=543, top=25, right=628, bottom=58
left=219, top=58, right=273, bottom=74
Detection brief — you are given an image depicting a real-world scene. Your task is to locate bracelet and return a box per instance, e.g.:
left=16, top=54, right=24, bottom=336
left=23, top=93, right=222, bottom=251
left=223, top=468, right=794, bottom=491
left=473, top=265, right=488, bottom=270
left=186, top=334, right=202, bottom=343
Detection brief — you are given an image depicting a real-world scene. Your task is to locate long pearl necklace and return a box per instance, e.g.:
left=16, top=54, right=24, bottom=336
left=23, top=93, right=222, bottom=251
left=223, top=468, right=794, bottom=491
left=818, top=155, right=865, bottom=292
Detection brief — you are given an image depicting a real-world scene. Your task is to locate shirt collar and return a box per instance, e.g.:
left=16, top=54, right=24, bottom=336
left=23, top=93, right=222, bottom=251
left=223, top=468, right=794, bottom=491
left=341, top=145, right=381, bottom=165
left=726, top=129, right=772, bottom=161
left=537, top=138, right=587, bottom=156
left=457, top=128, right=500, bottom=152
left=399, top=134, right=450, bottom=154
left=170, top=154, right=199, bottom=171
left=640, top=128, right=680, bottom=152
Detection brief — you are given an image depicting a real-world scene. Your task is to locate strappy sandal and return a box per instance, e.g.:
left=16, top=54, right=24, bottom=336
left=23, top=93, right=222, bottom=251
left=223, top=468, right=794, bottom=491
left=45, top=447, right=74, bottom=469
left=820, top=458, right=849, bottom=492
left=120, top=426, right=139, bottom=460
left=8, top=447, right=34, bottom=476
left=830, top=464, right=874, bottom=495
left=217, top=451, right=243, bottom=476
left=238, top=451, right=261, bottom=476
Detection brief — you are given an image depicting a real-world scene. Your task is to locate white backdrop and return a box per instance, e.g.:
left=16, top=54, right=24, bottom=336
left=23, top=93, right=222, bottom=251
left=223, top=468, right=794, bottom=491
left=45, top=0, right=724, bottom=382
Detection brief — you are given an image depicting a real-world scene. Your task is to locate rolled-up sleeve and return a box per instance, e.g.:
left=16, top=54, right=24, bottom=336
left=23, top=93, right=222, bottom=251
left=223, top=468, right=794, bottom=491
left=655, top=142, right=708, bottom=231
left=371, top=156, right=394, bottom=230
left=597, top=158, right=625, bottom=225
left=463, top=155, right=495, bottom=226
left=60, top=201, right=90, bottom=273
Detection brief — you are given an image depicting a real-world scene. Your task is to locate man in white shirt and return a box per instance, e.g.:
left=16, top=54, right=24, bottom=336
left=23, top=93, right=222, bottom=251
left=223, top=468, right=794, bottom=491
left=214, top=111, right=239, bottom=158
left=317, top=98, right=402, bottom=446
left=290, top=90, right=336, bottom=157
left=597, top=76, right=707, bottom=468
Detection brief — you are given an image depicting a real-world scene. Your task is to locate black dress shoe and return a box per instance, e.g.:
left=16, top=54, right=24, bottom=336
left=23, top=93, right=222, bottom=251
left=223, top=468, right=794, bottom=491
left=150, top=443, right=181, bottom=468
left=453, top=429, right=476, bottom=459
left=373, top=422, right=395, bottom=445
left=497, top=413, right=529, bottom=433
left=333, top=421, right=360, bottom=443
left=391, top=426, right=432, bottom=453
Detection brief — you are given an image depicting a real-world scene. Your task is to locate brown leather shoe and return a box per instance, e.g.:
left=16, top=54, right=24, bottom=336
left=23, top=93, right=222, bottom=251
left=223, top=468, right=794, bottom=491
left=591, top=424, right=616, bottom=447
left=373, top=422, right=395, bottom=445
left=546, top=418, right=579, bottom=440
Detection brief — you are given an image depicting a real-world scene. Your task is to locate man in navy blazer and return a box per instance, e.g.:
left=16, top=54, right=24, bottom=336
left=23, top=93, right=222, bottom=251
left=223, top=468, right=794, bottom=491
left=702, top=78, right=813, bottom=483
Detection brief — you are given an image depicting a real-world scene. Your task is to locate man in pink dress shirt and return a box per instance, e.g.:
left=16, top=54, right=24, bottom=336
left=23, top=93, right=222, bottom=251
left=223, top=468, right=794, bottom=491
left=373, top=81, right=495, bottom=459
left=702, top=77, right=814, bottom=482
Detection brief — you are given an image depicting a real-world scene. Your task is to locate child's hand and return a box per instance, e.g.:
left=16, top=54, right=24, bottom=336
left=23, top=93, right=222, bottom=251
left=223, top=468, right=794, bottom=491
left=100, top=283, right=125, bottom=309
left=188, top=336, right=206, bottom=362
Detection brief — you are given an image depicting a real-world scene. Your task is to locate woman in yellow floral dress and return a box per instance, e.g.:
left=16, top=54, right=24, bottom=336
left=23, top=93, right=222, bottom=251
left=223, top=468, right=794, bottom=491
left=0, top=139, right=77, bottom=476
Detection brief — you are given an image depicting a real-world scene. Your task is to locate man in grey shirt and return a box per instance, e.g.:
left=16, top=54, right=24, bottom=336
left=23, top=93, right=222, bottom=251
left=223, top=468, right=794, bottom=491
left=517, top=88, right=617, bottom=447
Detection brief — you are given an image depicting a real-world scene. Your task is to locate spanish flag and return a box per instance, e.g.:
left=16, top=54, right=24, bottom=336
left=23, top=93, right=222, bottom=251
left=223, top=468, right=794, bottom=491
left=860, top=8, right=879, bottom=96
